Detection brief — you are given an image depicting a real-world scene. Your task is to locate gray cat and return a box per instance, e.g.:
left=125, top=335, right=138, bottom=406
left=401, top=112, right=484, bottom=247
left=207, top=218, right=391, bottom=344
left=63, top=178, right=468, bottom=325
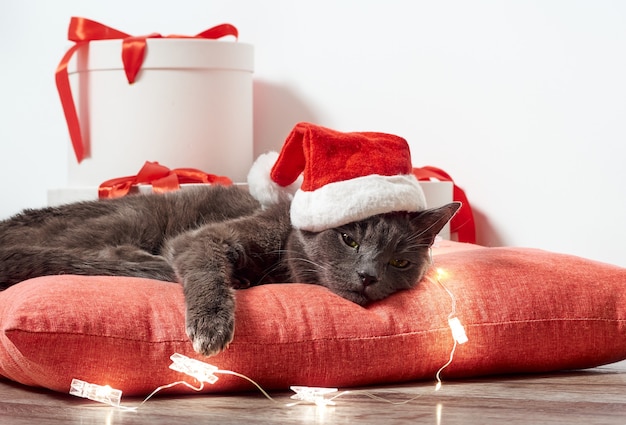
left=0, top=185, right=459, bottom=356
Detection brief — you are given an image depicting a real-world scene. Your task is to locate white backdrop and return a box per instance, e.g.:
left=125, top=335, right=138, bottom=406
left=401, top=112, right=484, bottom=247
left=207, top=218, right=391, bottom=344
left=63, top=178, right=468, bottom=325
left=1, top=1, right=625, bottom=266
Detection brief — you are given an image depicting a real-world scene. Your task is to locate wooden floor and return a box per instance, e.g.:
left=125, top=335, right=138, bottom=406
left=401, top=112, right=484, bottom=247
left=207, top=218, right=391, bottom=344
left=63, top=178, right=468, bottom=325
left=2, top=360, right=626, bottom=424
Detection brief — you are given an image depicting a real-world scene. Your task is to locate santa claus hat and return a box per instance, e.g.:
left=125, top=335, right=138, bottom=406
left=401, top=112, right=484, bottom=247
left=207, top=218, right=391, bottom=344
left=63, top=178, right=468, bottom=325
left=247, top=122, right=427, bottom=232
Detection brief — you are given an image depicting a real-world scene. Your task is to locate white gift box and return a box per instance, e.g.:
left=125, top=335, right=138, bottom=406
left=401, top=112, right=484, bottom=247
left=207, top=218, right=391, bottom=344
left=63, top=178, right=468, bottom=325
left=65, top=38, right=253, bottom=186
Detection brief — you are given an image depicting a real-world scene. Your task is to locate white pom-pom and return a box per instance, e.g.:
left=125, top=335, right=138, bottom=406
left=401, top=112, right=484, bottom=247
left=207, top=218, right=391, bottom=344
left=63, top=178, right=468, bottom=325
left=247, top=151, right=302, bottom=206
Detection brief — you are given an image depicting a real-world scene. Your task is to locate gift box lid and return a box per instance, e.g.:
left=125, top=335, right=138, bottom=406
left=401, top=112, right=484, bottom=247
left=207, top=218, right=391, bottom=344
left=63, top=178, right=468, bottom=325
left=69, top=39, right=254, bottom=73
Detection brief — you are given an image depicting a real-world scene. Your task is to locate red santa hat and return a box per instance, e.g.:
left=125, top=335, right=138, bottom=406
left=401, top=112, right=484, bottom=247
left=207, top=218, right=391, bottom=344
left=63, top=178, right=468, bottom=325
left=247, top=122, right=427, bottom=232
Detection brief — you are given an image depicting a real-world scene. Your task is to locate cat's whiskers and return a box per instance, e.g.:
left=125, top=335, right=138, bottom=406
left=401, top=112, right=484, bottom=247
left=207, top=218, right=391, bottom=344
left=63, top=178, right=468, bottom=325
left=274, top=249, right=331, bottom=273
left=251, top=249, right=329, bottom=284
left=288, top=257, right=329, bottom=272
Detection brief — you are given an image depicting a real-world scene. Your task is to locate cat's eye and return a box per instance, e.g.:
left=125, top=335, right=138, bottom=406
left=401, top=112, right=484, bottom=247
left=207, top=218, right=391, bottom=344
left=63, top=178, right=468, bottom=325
left=389, top=259, right=410, bottom=268
left=341, top=233, right=359, bottom=250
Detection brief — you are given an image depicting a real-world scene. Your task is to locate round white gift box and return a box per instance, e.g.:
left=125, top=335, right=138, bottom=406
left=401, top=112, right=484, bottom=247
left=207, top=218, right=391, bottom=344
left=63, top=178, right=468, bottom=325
left=67, top=38, right=253, bottom=185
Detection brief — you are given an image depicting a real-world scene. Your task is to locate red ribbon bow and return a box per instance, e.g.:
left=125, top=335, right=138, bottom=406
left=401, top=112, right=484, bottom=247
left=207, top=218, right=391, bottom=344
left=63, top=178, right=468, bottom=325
left=413, top=166, right=476, bottom=244
left=55, top=17, right=239, bottom=163
left=98, top=161, right=232, bottom=199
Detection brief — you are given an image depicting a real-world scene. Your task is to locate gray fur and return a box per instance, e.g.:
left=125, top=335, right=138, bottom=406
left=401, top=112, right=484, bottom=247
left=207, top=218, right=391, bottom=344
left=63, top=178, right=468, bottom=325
left=0, top=185, right=459, bottom=356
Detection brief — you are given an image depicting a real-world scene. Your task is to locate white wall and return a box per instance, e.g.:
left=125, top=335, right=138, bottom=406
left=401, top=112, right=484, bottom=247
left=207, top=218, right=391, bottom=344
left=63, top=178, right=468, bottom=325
left=1, top=0, right=625, bottom=267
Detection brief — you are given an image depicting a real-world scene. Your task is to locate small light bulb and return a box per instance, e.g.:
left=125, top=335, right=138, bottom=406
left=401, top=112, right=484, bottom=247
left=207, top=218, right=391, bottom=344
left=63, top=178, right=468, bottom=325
left=448, top=317, right=468, bottom=344
left=436, top=268, right=448, bottom=280
left=69, top=379, right=122, bottom=407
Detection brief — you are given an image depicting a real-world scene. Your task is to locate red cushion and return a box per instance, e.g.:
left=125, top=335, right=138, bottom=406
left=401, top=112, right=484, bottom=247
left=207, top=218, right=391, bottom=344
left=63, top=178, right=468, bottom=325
left=1, top=241, right=625, bottom=396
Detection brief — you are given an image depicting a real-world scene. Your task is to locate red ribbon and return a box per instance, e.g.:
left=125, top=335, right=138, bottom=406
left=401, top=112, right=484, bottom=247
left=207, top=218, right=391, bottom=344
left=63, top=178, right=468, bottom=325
left=55, top=17, right=239, bottom=163
left=98, top=161, right=232, bottom=199
left=413, top=166, right=476, bottom=244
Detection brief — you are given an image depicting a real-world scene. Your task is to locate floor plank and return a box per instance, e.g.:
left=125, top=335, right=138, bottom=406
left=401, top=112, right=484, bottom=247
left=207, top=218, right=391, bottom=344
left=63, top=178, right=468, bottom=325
left=2, top=361, right=626, bottom=424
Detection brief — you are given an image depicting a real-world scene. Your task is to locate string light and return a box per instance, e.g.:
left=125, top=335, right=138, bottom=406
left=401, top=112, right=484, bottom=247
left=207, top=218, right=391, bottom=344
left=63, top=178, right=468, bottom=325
left=448, top=317, right=468, bottom=344
left=429, top=266, right=469, bottom=391
left=69, top=379, right=122, bottom=407
left=69, top=264, right=468, bottom=410
left=70, top=353, right=281, bottom=409
left=169, top=353, right=219, bottom=384
left=287, top=386, right=346, bottom=407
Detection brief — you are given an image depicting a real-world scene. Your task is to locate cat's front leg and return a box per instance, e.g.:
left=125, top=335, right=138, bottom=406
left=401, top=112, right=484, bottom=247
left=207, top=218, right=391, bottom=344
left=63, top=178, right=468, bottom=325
left=165, top=230, right=238, bottom=356
left=184, top=273, right=236, bottom=356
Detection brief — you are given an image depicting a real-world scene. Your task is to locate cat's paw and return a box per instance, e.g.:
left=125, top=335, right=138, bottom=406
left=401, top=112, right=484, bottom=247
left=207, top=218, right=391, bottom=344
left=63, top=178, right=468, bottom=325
left=185, top=310, right=235, bottom=357
left=224, top=240, right=246, bottom=268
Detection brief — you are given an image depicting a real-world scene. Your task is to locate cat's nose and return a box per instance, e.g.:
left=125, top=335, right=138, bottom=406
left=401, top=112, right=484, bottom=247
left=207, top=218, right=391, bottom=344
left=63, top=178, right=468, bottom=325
left=358, top=271, right=378, bottom=287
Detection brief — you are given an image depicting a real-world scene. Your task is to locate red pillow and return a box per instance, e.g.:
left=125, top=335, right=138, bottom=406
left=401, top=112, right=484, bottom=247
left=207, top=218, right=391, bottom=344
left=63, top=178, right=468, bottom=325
left=1, top=242, right=625, bottom=396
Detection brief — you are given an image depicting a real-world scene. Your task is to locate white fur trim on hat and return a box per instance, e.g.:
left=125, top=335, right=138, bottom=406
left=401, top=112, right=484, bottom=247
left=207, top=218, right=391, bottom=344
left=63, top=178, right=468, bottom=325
left=290, top=174, right=427, bottom=231
left=247, top=151, right=302, bottom=206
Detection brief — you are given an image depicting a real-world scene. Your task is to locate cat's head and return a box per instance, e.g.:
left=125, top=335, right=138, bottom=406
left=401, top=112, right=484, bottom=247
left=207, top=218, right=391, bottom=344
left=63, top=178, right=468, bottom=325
left=287, top=202, right=461, bottom=305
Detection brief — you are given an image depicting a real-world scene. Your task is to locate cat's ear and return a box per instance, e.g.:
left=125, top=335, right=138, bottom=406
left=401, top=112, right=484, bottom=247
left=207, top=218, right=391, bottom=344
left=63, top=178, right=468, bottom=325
left=410, top=202, right=462, bottom=246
